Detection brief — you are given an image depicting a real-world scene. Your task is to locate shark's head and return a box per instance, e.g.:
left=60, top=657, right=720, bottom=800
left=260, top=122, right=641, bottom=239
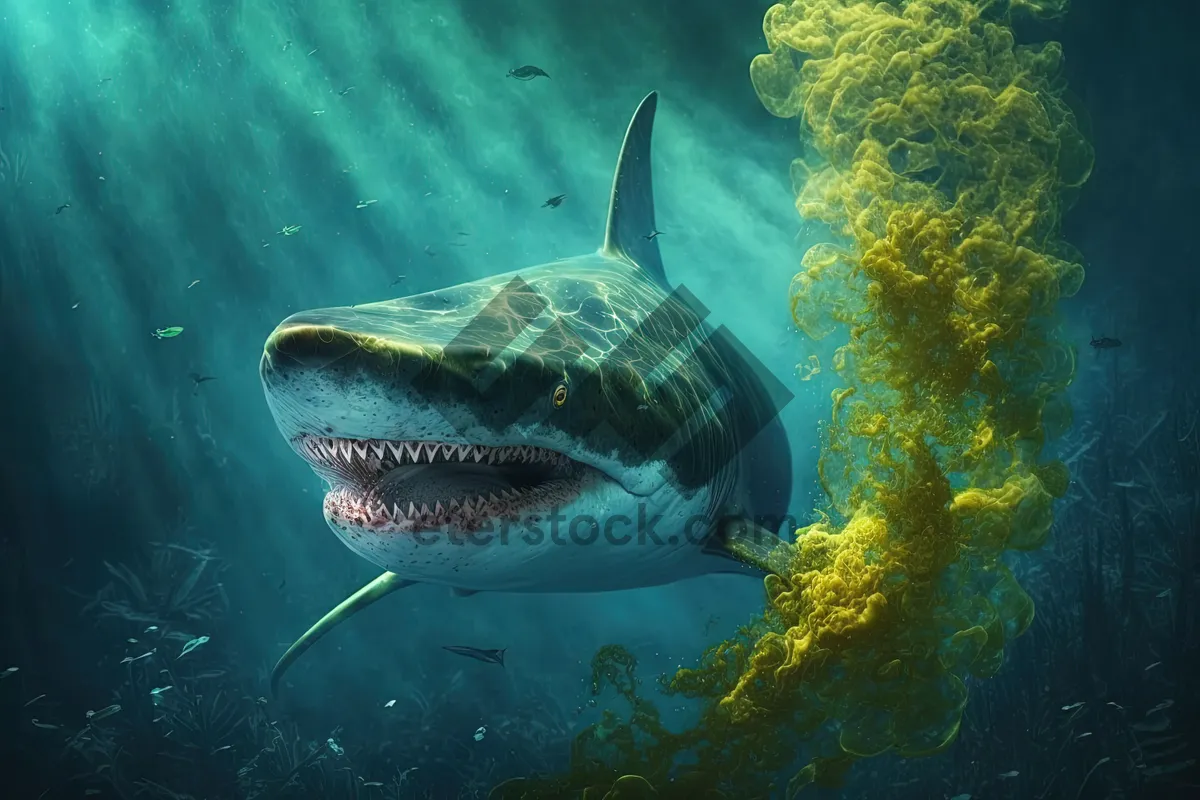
left=261, top=93, right=792, bottom=593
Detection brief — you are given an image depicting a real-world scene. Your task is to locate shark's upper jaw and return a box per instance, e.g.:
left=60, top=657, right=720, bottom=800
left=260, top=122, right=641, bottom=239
left=292, top=433, right=588, bottom=532
left=260, top=308, right=630, bottom=536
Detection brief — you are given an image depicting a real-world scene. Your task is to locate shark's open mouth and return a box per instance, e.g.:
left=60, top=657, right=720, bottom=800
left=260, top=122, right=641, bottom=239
left=293, top=435, right=587, bottom=531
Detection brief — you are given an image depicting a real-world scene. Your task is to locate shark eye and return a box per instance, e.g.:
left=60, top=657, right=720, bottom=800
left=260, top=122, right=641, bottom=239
left=551, top=383, right=568, bottom=408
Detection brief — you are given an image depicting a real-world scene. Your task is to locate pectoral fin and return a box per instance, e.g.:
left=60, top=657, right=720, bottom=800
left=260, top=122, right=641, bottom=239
left=706, top=516, right=796, bottom=578
left=271, top=571, right=416, bottom=695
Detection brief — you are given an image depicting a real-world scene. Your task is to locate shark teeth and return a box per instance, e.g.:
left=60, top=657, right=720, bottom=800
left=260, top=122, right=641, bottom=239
left=325, top=483, right=555, bottom=531
left=297, top=435, right=572, bottom=471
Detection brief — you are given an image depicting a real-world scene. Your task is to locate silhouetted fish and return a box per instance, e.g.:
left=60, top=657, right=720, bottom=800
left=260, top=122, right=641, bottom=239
left=1090, top=336, right=1121, bottom=349
left=507, top=65, right=549, bottom=81
left=542, top=193, right=566, bottom=208
left=442, top=645, right=505, bottom=666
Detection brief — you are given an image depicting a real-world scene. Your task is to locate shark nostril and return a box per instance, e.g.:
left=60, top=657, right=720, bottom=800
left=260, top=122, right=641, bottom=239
left=266, top=325, right=361, bottom=370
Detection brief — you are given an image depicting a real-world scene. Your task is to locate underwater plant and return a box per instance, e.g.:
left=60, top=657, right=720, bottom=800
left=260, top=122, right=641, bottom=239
left=53, top=379, right=120, bottom=495
left=493, top=0, right=1094, bottom=796
left=83, top=540, right=230, bottom=627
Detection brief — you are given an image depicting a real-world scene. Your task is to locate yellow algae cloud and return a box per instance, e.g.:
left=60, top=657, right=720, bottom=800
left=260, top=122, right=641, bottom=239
left=493, top=1, right=1091, bottom=797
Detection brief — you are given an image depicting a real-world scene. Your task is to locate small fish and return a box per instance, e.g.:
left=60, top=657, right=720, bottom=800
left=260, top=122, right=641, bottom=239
left=153, top=327, right=184, bottom=339
left=55, top=203, right=71, bottom=215
left=31, top=719, right=59, bottom=730
left=507, top=65, right=549, bottom=81
left=149, top=686, right=173, bottom=696
left=211, top=744, right=232, bottom=753
left=338, top=86, right=355, bottom=96
left=312, top=109, right=326, bottom=116
left=389, top=274, right=407, bottom=287
left=282, top=40, right=292, bottom=52
left=442, top=645, right=506, bottom=666
left=4, top=665, right=23, bottom=677
left=126, top=638, right=138, bottom=643
left=277, top=578, right=286, bottom=590
left=144, top=626, right=158, bottom=633
left=326, top=737, right=344, bottom=756
left=356, top=199, right=377, bottom=209
left=1156, top=588, right=1171, bottom=598
left=1076, top=731, right=1093, bottom=740
left=120, top=649, right=156, bottom=664
left=473, top=725, right=486, bottom=741
left=542, top=193, right=566, bottom=208
left=23, top=694, right=46, bottom=707
left=384, top=699, right=396, bottom=708
left=1061, top=702, right=1085, bottom=711
left=307, top=48, right=318, bottom=56
left=1112, top=480, right=1141, bottom=488
left=1090, top=335, right=1121, bottom=349
left=1106, top=701, right=1124, bottom=710
left=643, top=230, right=663, bottom=240
left=424, top=245, right=436, bottom=257
left=71, top=302, right=80, bottom=309
left=362, top=782, right=383, bottom=787
left=187, top=279, right=200, bottom=289
left=190, top=373, right=217, bottom=394
left=1148, top=699, right=1174, bottom=714
left=1145, top=661, right=1162, bottom=671
left=457, top=231, right=470, bottom=236
left=277, top=224, right=301, bottom=236
left=86, top=704, right=122, bottom=722
left=950, top=795, right=972, bottom=800
left=998, top=770, right=1019, bottom=779
left=177, top=635, right=210, bottom=659
left=99, top=77, right=112, bottom=85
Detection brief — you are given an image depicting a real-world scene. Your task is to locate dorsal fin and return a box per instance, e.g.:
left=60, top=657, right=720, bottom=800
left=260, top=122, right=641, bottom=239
left=602, top=91, right=668, bottom=287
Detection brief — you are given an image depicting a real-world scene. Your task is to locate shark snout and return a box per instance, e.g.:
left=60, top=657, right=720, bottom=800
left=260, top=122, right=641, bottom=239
left=264, top=323, right=363, bottom=371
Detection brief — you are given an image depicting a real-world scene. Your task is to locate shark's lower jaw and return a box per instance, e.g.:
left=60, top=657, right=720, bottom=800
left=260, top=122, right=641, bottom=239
left=294, top=434, right=588, bottom=532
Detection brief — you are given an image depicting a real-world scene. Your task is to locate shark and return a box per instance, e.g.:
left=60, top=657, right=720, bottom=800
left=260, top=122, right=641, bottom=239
left=260, top=92, right=794, bottom=693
